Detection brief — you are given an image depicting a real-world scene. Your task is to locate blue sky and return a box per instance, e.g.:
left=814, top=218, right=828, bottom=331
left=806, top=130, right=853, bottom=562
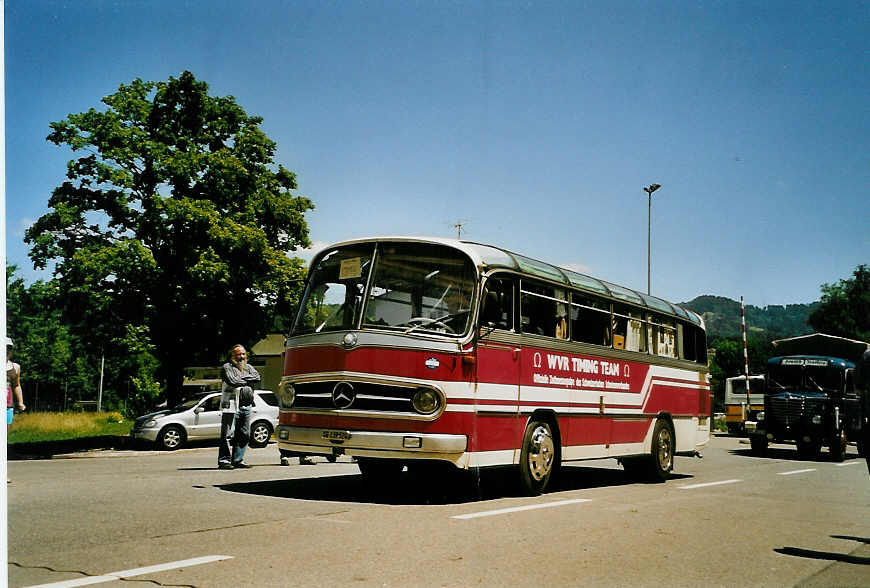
left=5, top=1, right=868, bottom=307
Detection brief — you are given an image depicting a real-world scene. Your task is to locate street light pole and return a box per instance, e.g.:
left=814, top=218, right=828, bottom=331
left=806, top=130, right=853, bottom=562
left=643, top=183, right=661, bottom=295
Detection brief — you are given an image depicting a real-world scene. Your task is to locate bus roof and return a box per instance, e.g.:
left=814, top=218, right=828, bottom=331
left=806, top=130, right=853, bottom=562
left=316, top=235, right=704, bottom=326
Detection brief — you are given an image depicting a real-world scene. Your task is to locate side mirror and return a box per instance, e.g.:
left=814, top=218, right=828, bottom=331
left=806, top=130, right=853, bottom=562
left=194, top=407, right=204, bottom=414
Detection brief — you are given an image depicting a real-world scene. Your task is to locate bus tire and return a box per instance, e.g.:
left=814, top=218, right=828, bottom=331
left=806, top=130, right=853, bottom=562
left=749, top=434, right=768, bottom=456
left=519, top=418, right=559, bottom=495
left=357, top=458, right=404, bottom=486
left=829, top=429, right=847, bottom=463
left=645, top=419, right=674, bottom=482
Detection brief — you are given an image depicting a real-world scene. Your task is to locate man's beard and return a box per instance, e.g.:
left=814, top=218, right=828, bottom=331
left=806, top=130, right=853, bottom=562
left=232, top=359, right=247, bottom=370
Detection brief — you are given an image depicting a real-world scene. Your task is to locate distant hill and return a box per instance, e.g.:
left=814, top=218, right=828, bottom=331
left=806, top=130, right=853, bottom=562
left=679, top=295, right=817, bottom=340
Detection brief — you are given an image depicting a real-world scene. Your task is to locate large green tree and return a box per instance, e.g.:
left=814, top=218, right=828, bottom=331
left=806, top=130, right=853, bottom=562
left=26, top=72, right=313, bottom=406
left=808, top=264, right=870, bottom=342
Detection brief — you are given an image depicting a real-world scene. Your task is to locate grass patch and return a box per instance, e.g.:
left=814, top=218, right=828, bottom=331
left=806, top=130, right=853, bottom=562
left=8, top=411, right=129, bottom=444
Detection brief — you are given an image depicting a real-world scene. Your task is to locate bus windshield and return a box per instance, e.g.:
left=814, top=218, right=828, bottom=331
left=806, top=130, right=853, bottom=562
left=293, top=242, right=477, bottom=337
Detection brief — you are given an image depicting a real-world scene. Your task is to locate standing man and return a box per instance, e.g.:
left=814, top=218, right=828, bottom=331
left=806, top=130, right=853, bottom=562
left=7, top=338, right=25, bottom=424
left=218, top=344, right=260, bottom=470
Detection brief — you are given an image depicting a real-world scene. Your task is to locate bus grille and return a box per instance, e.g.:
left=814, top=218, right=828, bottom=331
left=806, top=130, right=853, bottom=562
left=291, top=380, right=429, bottom=415
left=769, top=396, right=804, bottom=427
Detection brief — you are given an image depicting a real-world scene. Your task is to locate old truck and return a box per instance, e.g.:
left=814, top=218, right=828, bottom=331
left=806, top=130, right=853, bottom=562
left=746, top=333, right=868, bottom=461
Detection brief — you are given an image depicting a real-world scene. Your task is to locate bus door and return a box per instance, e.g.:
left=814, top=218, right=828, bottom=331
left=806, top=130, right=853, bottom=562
left=475, top=276, right=521, bottom=456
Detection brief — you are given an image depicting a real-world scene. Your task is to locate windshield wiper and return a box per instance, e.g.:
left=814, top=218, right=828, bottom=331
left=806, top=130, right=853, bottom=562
left=402, top=310, right=468, bottom=334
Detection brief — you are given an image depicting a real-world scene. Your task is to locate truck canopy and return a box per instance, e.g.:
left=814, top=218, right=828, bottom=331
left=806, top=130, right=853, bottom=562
left=771, top=333, right=870, bottom=363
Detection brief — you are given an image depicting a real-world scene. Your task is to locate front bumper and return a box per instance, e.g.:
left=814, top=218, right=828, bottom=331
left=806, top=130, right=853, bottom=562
left=276, top=425, right=467, bottom=462
left=130, top=428, right=159, bottom=443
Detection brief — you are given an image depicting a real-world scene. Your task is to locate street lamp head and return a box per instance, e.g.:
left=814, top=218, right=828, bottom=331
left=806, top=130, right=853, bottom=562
left=644, top=183, right=661, bottom=195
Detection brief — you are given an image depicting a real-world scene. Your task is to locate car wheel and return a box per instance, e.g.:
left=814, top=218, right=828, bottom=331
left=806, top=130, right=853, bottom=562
left=248, top=421, right=273, bottom=448
left=158, top=425, right=185, bottom=450
left=519, top=418, right=559, bottom=495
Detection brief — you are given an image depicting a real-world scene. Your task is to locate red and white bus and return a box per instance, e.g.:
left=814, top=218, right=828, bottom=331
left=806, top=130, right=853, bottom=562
left=276, top=237, right=710, bottom=494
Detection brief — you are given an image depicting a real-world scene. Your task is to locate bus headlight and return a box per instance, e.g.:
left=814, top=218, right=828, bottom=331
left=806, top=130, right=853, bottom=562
left=277, top=379, right=296, bottom=408
left=411, top=388, right=440, bottom=415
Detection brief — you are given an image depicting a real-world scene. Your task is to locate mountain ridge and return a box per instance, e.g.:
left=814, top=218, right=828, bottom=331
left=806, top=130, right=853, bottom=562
left=678, top=295, right=817, bottom=340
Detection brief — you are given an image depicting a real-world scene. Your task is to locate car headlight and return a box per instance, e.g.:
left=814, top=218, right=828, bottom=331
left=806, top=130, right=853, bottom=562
left=277, top=379, right=296, bottom=408
left=144, top=419, right=158, bottom=428
left=411, top=388, right=440, bottom=414
left=812, top=415, right=822, bottom=425
left=757, top=411, right=765, bottom=422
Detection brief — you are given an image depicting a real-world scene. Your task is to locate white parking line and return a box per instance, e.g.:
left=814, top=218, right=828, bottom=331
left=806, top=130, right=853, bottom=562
left=25, top=555, right=233, bottom=588
left=835, top=461, right=861, bottom=467
left=452, top=498, right=591, bottom=520
left=679, top=479, right=742, bottom=490
left=778, top=468, right=817, bottom=476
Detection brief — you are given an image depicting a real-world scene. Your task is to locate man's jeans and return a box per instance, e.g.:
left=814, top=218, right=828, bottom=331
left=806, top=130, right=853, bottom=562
left=218, top=405, right=251, bottom=465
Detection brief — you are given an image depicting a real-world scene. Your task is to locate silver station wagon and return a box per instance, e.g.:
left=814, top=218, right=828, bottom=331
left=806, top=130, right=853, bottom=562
left=131, top=390, right=279, bottom=450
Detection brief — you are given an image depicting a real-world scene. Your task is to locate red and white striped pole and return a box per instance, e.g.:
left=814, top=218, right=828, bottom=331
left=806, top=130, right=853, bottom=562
left=741, top=296, right=751, bottom=410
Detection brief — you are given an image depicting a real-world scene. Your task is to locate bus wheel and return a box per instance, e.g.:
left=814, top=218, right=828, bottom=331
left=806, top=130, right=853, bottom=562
left=519, top=419, right=558, bottom=495
left=357, top=458, right=404, bottom=486
left=749, top=435, right=768, bottom=457
left=829, top=430, right=847, bottom=462
left=646, top=420, right=674, bottom=482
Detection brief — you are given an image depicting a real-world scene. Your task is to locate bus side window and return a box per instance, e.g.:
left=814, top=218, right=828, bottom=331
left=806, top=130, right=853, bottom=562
left=613, top=303, right=647, bottom=352
left=520, top=281, right=568, bottom=339
left=481, top=277, right=514, bottom=331
left=570, top=293, right=611, bottom=347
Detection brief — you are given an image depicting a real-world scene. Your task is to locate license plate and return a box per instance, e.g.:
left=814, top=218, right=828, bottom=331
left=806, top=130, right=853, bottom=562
left=322, top=430, right=352, bottom=441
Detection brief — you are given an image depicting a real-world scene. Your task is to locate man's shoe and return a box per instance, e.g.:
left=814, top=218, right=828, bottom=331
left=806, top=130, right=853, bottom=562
left=232, top=462, right=252, bottom=469
left=280, top=457, right=291, bottom=466
left=218, top=463, right=234, bottom=470
left=299, top=456, right=316, bottom=465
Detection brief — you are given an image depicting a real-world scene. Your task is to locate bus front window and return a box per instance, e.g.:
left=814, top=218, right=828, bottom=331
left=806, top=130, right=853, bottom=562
left=363, top=243, right=476, bottom=336
left=293, top=244, right=375, bottom=334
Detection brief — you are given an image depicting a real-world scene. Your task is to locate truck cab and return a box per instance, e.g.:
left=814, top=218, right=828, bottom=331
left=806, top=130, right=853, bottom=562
left=748, top=353, right=862, bottom=461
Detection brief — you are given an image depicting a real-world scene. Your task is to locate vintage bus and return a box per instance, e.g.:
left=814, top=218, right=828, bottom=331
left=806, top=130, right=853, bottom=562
left=276, top=237, right=710, bottom=494
left=724, top=375, right=765, bottom=435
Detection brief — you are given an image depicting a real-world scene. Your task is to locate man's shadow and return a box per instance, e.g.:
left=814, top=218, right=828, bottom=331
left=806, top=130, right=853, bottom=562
left=776, top=536, right=870, bottom=565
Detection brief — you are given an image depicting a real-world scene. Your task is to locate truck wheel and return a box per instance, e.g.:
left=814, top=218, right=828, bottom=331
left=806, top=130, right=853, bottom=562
left=829, top=430, right=847, bottom=462
left=796, top=437, right=821, bottom=460
left=750, top=435, right=768, bottom=456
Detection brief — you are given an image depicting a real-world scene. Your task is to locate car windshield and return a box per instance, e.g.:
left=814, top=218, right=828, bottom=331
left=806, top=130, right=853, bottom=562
left=293, top=242, right=477, bottom=337
left=171, top=395, right=210, bottom=412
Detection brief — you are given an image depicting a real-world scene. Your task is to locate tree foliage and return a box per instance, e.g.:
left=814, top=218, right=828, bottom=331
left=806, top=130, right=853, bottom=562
left=26, top=72, right=313, bottom=405
left=808, top=264, right=870, bottom=342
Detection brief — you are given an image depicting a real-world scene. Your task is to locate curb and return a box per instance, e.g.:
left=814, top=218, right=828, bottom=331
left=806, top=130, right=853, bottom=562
left=8, top=435, right=133, bottom=460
